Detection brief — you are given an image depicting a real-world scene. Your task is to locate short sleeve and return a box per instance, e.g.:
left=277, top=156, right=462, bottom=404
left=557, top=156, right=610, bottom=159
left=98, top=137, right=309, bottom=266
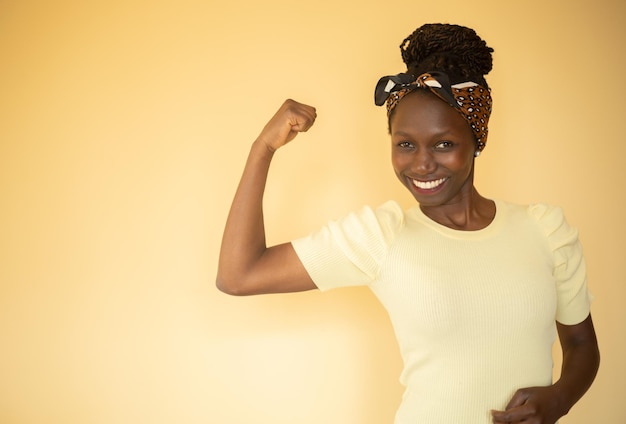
left=291, top=201, right=404, bottom=291
left=529, top=204, right=592, bottom=325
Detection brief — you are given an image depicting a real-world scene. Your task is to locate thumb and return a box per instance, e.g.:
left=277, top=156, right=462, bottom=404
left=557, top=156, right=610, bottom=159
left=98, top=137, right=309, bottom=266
left=505, top=388, right=530, bottom=410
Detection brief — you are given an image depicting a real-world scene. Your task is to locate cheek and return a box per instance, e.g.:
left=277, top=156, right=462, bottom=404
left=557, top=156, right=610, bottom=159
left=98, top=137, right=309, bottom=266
left=391, top=152, right=410, bottom=172
left=441, top=151, right=474, bottom=171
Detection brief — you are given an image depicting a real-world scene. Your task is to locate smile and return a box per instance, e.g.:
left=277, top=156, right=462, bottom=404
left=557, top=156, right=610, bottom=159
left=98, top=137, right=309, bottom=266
left=412, top=177, right=447, bottom=190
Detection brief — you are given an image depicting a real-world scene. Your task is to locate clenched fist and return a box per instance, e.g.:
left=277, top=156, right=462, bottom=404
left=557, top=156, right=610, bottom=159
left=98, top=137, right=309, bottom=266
left=256, top=99, right=317, bottom=152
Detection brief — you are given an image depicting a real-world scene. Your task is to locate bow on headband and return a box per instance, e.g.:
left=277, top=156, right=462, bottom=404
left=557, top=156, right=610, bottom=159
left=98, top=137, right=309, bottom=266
left=374, top=71, right=493, bottom=150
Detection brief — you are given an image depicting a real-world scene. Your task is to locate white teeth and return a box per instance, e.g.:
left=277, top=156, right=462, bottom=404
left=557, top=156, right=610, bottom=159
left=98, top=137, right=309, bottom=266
left=412, top=177, right=446, bottom=190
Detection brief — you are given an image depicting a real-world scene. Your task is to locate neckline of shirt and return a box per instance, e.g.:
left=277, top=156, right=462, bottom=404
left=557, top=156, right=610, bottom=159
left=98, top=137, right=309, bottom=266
left=409, top=199, right=505, bottom=239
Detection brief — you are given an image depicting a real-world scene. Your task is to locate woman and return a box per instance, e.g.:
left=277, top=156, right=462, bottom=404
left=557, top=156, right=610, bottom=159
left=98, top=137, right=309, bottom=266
left=216, top=23, right=599, bottom=424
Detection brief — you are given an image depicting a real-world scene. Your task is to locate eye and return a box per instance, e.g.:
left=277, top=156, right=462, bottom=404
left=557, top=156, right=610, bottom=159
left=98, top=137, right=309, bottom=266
left=397, top=141, right=414, bottom=149
left=434, top=140, right=454, bottom=150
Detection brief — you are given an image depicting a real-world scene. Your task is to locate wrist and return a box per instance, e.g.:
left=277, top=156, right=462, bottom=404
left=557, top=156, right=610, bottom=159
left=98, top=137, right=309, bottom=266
left=549, top=382, right=573, bottom=418
left=251, top=137, right=277, bottom=159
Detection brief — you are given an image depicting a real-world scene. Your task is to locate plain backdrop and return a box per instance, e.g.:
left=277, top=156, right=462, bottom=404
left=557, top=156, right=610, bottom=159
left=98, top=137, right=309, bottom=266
left=1, top=0, right=624, bottom=423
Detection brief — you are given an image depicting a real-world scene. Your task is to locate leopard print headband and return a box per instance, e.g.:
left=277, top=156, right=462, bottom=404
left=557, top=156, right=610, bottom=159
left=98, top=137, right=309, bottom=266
left=374, top=71, right=492, bottom=150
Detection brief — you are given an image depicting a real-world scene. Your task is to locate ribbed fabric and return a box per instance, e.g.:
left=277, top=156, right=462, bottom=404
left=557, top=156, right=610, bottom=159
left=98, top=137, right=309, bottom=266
left=291, top=199, right=591, bottom=423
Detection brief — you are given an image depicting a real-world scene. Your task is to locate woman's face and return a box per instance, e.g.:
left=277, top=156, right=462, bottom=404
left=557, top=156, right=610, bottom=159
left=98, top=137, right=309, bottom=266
left=390, top=90, right=477, bottom=208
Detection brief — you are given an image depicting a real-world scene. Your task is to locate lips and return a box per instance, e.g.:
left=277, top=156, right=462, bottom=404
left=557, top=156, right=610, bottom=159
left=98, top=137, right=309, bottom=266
left=412, top=177, right=447, bottom=190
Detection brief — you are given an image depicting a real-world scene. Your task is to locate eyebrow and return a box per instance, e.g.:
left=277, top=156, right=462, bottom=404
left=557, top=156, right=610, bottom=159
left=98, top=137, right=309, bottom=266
left=391, top=129, right=452, bottom=139
left=391, top=130, right=413, bottom=138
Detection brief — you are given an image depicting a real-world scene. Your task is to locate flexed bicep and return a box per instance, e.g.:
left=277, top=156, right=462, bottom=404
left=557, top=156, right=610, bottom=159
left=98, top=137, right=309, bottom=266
left=217, top=100, right=318, bottom=296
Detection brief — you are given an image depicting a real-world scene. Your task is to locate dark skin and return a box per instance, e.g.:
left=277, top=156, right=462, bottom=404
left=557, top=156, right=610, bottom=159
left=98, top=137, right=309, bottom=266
left=389, top=90, right=495, bottom=230
left=217, top=94, right=600, bottom=422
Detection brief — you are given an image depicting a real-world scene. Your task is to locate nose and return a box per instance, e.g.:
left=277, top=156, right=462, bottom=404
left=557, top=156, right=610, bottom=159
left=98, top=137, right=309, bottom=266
left=412, top=149, right=437, bottom=175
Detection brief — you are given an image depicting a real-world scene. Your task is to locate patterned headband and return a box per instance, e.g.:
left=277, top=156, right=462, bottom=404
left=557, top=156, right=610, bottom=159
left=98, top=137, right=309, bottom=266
left=374, top=71, right=492, bottom=150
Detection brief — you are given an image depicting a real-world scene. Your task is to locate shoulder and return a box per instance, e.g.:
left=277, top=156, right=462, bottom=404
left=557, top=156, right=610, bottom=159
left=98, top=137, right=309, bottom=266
left=293, top=200, right=407, bottom=250
left=501, top=200, right=579, bottom=252
left=373, top=200, right=406, bottom=232
left=526, top=202, right=567, bottom=226
left=497, top=200, right=568, bottom=230
left=526, top=203, right=576, bottom=241
left=328, top=200, right=406, bottom=243
left=291, top=201, right=408, bottom=287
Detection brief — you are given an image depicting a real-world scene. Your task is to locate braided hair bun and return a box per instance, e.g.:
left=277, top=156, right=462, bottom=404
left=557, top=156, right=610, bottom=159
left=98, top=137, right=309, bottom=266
left=400, top=23, right=494, bottom=88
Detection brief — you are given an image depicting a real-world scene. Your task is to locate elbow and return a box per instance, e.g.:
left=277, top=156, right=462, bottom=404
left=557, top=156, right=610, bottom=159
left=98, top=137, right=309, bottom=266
left=215, top=273, right=254, bottom=296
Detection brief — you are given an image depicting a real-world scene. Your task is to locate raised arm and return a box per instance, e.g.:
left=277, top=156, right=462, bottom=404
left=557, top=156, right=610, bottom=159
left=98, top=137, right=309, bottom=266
left=492, top=313, right=600, bottom=424
left=216, top=99, right=318, bottom=296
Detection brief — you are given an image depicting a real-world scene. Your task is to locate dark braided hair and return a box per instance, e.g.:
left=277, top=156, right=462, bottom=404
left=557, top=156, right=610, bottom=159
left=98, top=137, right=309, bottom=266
left=400, top=23, right=494, bottom=88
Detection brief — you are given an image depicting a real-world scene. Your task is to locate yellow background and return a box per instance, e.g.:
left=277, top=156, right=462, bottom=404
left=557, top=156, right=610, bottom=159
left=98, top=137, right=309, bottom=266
left=1, top=0, right=624, bottom=422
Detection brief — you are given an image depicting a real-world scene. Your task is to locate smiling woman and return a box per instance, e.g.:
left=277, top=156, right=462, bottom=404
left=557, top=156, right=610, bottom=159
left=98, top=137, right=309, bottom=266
left=2, top=1, right=624, bottom=423
left=217, top=22, right=600, bottom=424
left=389, top=90, right=489, bottom=228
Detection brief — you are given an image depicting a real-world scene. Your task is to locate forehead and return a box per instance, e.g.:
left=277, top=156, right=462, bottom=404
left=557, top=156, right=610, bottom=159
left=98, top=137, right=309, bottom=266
left=389, top=90, right=472, bottom=137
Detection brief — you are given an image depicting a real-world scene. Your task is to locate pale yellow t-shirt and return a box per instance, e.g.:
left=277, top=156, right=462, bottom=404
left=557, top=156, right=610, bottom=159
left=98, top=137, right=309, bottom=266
left=292, top=199, right=591, bottom=424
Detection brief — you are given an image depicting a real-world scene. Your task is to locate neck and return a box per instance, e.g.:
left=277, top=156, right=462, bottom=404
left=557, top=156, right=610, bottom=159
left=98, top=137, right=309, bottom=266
left=419, top=188, right=495, bottom=231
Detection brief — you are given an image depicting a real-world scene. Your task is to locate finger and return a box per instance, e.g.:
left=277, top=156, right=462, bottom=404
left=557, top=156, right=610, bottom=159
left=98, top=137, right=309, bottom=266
left=276, top=101, right=315, bottom=136
left=491, top=404, right=534, bottom=423
left=287, top=104, right=316, bottom=132
left=289, top=112, right=314, bottom=132
left=490, top=414, right=507, bottom=424
left=505, top=389, right=530, bottom=410
left=281, top=99, right=316, bottom=119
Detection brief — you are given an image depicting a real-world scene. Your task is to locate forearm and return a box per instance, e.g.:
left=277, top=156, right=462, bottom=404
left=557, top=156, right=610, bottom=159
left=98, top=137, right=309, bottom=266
left=216, top=139, right=274, bottom=292
left=552, top=318, right=600, bottom=416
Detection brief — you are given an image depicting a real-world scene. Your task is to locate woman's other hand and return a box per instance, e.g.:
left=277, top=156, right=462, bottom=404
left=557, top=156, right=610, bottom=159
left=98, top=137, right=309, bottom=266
left=491, top=385, right=564, bottom=424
